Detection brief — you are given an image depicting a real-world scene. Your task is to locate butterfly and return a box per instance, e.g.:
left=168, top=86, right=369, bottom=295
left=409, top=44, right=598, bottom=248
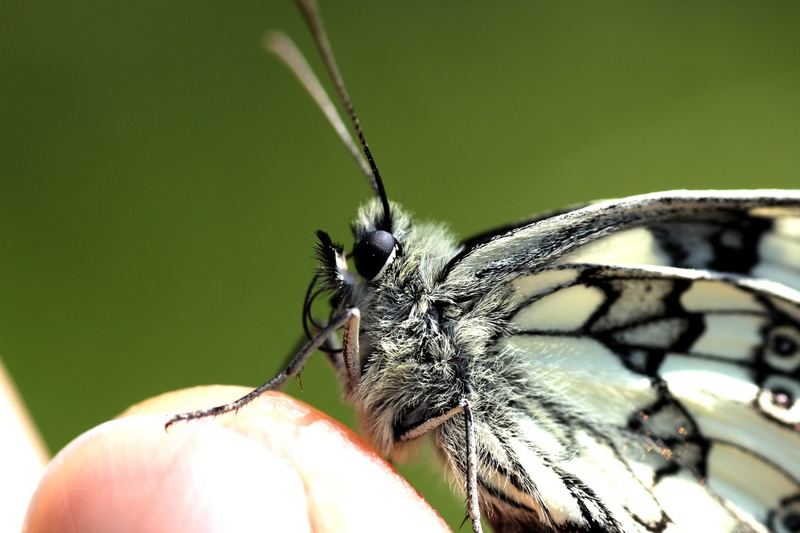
left=168, top=1, right=800, bottom=531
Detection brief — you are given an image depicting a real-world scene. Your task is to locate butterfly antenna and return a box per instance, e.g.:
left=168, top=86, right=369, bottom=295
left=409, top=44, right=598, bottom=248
left=285, top=0, right=392, bottom=230
left=264, top=32, right=373, bottom=187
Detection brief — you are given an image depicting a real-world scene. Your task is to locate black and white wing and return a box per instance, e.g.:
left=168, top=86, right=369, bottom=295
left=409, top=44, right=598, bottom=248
left=443, top=190, right=800, bottom=291
left=559, top=205, right=800, bottom=293
left=493, top=264, right=800, bottom=531
left=437, top=190, right=800, bottom=532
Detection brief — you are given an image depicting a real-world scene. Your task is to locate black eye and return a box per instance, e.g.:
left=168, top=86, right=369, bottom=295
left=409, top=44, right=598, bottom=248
left=353, top=230, right=397, bottom=281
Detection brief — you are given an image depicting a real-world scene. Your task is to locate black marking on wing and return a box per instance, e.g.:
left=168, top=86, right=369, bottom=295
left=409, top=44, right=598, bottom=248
left=768, top=493, right=800, bottom=532
left=579, top=270, right=706, bottom=379
left=649, top=216, right=773, bottom=274
left=486, top=438, right=547, bottom=507
left=479, top=475, right=537, bottom=513
left=576, top=426, right=676, bottom=531
left=626, top=380, right=710, bottom=482
left=556, top=467, right=625, bottom=532
left=630, top=510, right=671, bottom=533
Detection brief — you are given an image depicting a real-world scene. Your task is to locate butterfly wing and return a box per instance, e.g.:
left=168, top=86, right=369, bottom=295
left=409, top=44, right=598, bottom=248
left=436, top=191, right=800, bottom=531
left=443, top=190, right=800, bottom=290
left=498, top=264, right=799, bottom=530
left=558, top=207, right=800, bottom=292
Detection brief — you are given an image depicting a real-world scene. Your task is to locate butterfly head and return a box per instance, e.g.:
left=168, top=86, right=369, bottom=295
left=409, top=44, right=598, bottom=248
left=313, top=198, right=409, bottom=295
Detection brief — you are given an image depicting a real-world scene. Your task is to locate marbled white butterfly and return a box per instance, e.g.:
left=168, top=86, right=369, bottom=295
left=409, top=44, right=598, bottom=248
left=169, top=1, right=800, bottom=531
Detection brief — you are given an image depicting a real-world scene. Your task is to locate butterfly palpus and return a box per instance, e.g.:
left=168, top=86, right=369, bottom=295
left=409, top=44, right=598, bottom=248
left=168, top=1, right=800, bottom=531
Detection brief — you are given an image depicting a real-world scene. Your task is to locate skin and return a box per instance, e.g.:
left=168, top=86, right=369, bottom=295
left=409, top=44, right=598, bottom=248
left=9, top=380, right=448, bottom=533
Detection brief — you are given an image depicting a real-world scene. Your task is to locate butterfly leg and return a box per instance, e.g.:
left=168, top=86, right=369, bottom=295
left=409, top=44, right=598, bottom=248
left=462, top=397, right=483, bottom=533
left=341, top=307, right=361, bottom=391
left=165, top=306, right=360, bottom=429
left=395, top=397, right=483, bottom=531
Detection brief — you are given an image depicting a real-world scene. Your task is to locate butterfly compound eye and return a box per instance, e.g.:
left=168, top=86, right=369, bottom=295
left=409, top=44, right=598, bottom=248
left=353, top=230, right=398, bottom=281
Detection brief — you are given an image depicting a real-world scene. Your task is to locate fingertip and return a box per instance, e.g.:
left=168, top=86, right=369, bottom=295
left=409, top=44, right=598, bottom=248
left=25, top=416, right=311, bottom=533
left=206, top=391, right=449, bottom=532
left=26, top=388, right=448, bottom=532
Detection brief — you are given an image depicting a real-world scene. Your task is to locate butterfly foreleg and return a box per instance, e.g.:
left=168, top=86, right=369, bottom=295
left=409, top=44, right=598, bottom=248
left=165, top=306, right=361, bottom=429
left=462, top=397, right=483, bottom=533
left=341, top=306, right=361, bottom=391
left=393, top=394, right=484, bottom=531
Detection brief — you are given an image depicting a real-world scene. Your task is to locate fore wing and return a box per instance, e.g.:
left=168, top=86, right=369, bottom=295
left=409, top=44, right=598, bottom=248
left=443, top=190, right=800, bottom=292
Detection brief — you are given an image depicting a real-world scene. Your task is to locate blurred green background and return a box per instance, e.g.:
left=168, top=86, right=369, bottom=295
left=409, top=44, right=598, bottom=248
left=2, top=0, right=799, bottom=528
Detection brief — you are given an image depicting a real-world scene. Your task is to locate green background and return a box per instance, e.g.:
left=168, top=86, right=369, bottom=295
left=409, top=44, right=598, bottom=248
left=2, top=0, right=799, bottom=528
